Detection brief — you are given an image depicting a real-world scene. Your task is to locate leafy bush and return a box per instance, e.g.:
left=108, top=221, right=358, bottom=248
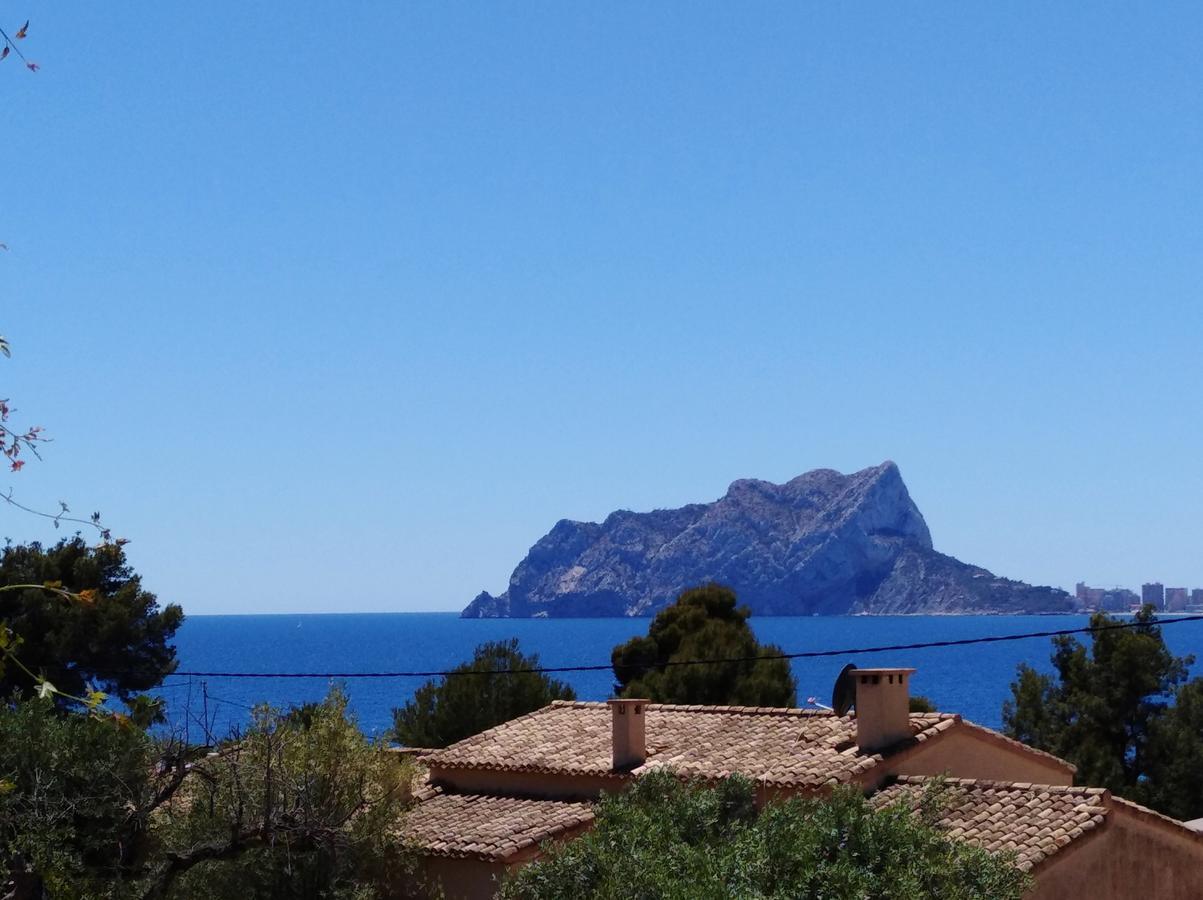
left=156, top=687, right=415, bottom=900
left=0, top=697, right=154, bottom=898
left=0, top=688, right=414, bottom=900
left=502, top=770, right=1030, bottom=900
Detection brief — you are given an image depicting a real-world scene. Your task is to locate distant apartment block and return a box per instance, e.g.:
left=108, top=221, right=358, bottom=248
left=1142, top=582, right=1165, bottom=608
left=1102, top=588, right=1139, bottom=611
left=1166, top=587, right=1189, bottom=612
left=1076, top=583, right=1138, bottom=611
left=1077, top=584, right=1198, bottom=611
left=1077, top=581, right=1202, bottom=613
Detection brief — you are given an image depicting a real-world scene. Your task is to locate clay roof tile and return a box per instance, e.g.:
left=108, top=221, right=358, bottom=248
left=424, top=702, right=963, bottom=788
left=875, top=777, right=1112, bottom=871
left=399, top=789, right=595, bottom=862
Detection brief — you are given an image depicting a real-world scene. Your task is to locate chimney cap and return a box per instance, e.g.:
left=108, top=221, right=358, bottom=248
left=607, top=698, right=648, bottom=709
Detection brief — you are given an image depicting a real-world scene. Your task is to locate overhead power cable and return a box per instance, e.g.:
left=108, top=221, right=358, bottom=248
left=167, top=614, right=1203, bottom=680
left=203, top=691, right=258, bottom=712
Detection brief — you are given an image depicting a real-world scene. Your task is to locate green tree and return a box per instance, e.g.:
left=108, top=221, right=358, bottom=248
left=501, top=769, right=1030, bottom=900
left=0, top=537, right=183, bottom=702
left=0, top=696, right=155, bottom=899
left=611, top=584, right=796, bottom=706
left=391, top=639, right=575, bottom=749
left=1142, top=679, right=1203, bottom=819
left=0, top=688, right=415, bottom=900
left=1002, top=606, right=1202, bottom=815
left=909, top=694, right=937, bottom=713
left=157, top=687, right=414, bottom=900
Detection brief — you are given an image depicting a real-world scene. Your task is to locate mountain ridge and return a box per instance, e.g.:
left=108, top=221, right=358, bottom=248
left=462, top=462, right=1071, bottom=618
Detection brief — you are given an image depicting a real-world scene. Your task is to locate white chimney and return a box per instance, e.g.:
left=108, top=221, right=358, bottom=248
left=608, top=698, right=647, bottom=771
left=853, top=668, right=915, bottom=753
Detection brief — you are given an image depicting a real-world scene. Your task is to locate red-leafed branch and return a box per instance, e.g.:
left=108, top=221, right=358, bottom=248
left=0, top=334, right=118, bottom=543
left=0, top=336, right=48, bottom=473
left=0, top=19, right=38, bottom=72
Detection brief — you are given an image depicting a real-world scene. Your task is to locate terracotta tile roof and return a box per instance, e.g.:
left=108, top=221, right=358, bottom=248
left=874, top=777, right=1109, bottom=871
left=423, top=700, right=961, bottom=788
left=400, top=788, right=594, bottom=862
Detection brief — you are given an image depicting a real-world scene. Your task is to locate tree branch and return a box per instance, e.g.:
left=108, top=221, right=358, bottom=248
left=138, top=828, right=265, bottom=900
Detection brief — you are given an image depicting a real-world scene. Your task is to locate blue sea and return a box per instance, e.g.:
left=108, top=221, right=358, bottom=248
left=152, top=613, right=1203, bottom=741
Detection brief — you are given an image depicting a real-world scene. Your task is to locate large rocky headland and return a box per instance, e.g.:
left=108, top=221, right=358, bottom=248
left=461, top=461, right=1072, bottom=618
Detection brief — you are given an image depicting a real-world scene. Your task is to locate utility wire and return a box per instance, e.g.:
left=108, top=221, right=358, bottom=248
left=168, top=614, right=1203, bottom=680
left=204, top=692, right=258, bottom=712
left=151, top=679, right=200, bottom=690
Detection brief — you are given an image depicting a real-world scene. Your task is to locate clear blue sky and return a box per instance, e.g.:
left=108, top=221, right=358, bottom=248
left=2, top=3, right=1200, bottom=614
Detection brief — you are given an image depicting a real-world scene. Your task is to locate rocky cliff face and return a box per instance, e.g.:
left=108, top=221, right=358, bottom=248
left=462, top=462, right=1072, bottom=618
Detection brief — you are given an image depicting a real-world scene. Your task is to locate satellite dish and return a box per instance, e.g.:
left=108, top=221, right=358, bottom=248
left=831, top=663, right=858, bottom=717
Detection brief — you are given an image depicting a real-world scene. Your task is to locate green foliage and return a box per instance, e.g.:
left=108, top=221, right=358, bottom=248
left=391, top=639, right=575, bottom=748
left=1, top=688, right=414, bottom=900
left=611, top=584, right=796, bottom=706
left=0, top=695, right=154, bottom=899
left=1143, top=679, right=1203, bottom=819
left=909, top=694, right=937, bottom=713
left=0, top=538, right=183, bottom=702
left=501, top=770, right=1030, bottom=900
left=157, top=687, right=415, bottom=900
left=1003, top=605, right=1203, bottom=818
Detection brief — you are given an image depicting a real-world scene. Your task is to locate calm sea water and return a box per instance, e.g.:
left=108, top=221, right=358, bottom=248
left=152, top=613, right=1203, bottom=741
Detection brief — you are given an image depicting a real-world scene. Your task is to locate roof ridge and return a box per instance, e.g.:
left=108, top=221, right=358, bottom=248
left=551, top=700, right=833, bottom=715
left=1108, top=794, right=1203, bottom=842
left=891, top=775, right=1107, bottom=795
left=550, top=700, right=962, bottom=719
left=954, top=720, right=1077, bottom=774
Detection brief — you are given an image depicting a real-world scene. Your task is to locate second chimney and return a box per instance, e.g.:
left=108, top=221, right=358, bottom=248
left=608, top=698, right=647, bottom=771
left=853, top=668, right=915, bottom=753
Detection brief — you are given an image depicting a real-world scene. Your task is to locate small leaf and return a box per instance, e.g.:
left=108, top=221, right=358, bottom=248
left=86, top=690, right=107, bottom=709
left=0, top=778, right=14, bottom=795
